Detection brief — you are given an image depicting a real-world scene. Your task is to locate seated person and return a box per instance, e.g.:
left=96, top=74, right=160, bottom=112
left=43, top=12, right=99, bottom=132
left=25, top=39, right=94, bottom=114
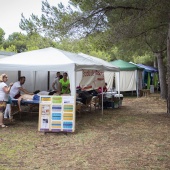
left=98, top=82, right=108, bottom=93
left=87, top=89, right=99, bottom=96
left=78, top=90, right=92, bottom=105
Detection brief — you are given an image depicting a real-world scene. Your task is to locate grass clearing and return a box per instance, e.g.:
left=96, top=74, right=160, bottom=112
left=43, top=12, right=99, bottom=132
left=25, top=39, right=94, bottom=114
left=0, top=93, right=170, bottom=170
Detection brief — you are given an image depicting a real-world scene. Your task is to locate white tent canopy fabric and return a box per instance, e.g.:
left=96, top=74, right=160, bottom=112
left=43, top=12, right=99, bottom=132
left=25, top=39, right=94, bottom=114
left=0, top=47, right=119, bottom=96
left=105, top=70, right=142, bottom=97
left=76, top=53, right=120, bottom=87
left=78, top=53, right=116, bottom=69
left=115, top=71, right=137, bottom=91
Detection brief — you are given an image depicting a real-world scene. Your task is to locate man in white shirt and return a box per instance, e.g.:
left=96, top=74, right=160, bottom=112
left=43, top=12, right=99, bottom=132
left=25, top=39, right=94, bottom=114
left=4, top=76, right=33, bottom=119
left=10, top=76, right=33, bottom=99
left=52, top=72, right=62, bottom=92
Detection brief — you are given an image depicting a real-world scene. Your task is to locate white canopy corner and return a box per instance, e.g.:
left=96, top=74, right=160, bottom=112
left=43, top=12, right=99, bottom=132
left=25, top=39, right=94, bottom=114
left=0, top=47, right=119, bottom=96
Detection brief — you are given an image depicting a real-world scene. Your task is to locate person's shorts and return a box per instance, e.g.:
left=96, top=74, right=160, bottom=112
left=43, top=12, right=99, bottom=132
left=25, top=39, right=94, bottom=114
left=14, top=93, right=21, bottom=99
left=6, top=96, right=12, bottom=104
left=0, top=101, right=6, bottom=112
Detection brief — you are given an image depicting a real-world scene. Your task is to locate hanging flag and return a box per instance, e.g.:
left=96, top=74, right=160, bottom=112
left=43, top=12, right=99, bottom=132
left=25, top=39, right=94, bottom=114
left=153, top=73, right=158, bottom=88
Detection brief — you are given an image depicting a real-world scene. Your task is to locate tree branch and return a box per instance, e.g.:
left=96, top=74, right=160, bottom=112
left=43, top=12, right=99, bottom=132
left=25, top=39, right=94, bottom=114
left=131, top=23, right=167, bottom=39
left=144, top=33, right=167, bottom=53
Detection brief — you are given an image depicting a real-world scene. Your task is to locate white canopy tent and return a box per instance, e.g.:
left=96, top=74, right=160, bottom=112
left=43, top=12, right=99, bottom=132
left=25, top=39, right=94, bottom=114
left=0, top=47, right=119, bottom=96
left=76, top=53, right=120, bottom=92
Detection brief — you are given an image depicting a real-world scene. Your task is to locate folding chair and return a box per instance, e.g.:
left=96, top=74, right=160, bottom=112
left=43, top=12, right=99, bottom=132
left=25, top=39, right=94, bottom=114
left=91, top=96, right=100, bottom=110
left=81, top=95, right=93, bottom=113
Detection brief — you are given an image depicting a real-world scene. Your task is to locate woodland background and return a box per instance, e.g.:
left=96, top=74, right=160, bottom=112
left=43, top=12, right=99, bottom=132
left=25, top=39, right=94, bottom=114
left=0, top=0, right=170, bottom=112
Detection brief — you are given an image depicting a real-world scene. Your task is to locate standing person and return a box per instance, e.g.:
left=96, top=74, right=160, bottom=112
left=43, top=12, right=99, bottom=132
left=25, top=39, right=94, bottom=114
left=0, top=74, right=13, bottom=127
left=52, top=72, right=62, bottom=92
left=4, top=76, right=33, bottom=119
left=10, top=76, right=33, bottom=99
left=59, top=72, right=70, bottom=94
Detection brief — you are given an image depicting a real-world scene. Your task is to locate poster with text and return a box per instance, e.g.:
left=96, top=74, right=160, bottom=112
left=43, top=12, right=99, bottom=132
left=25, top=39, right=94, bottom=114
left=39, top=104, right=51, bottom=131
left=38, top=96, right=75, bottom=132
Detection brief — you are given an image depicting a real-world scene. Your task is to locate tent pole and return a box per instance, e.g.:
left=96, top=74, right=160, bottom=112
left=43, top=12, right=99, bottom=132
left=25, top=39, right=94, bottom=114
left=136, top=70, right=139, bottom=97
left=102, top=86, right=103, bottom=116
left=118, top=72, right=120, bottom=95
left=47, top=71, right=50, bottom=91
left=73, top=70, right=76, bottom=132
left=18, top=70, right=21, bottom=80
left=34, top=71, right=36, bottom=91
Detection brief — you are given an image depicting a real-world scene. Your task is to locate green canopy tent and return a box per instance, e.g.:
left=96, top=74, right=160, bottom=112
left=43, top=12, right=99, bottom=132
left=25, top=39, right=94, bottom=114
left=110, top=60, right=141, bottom=71
left=105, top=60, right=143, bottom=97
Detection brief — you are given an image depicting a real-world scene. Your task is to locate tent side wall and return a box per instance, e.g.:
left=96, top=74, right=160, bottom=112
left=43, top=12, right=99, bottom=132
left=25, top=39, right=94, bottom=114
left=0, top=71, right=18, bottom=86
left=104, top=71, right=115, bottom=90
left=21, top=71, right=49, bottom=92
left=115, top=71, right=137, bottom=91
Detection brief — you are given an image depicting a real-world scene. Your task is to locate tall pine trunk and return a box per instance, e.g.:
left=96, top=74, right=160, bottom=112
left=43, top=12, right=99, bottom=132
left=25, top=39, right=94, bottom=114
left=153, top=56, right=157, bottom=68
left=155, top=52, right=167, bottom=99
left=167, top=21, right=170, bottom=114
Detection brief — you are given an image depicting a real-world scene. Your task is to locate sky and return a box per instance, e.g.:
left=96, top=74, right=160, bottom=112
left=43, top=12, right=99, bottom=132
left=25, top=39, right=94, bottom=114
left=0, top=0, right=69, bottom=39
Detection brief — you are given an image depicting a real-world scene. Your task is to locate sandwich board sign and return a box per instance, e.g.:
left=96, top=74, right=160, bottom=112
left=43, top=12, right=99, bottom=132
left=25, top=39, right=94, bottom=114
left=38, top=95, right=75, bottom=133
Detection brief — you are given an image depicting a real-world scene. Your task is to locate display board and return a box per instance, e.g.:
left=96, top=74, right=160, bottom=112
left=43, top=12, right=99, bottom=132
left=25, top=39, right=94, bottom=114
left=38, top=95, right=75, bottom=132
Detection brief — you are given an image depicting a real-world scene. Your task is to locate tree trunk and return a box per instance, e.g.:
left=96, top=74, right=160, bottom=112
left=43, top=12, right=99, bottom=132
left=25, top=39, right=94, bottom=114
left=153, top=56, right=157, bottom=68
left=167, top=21, right=170, bottom=114
left=155, top=52, right=167, bottom=99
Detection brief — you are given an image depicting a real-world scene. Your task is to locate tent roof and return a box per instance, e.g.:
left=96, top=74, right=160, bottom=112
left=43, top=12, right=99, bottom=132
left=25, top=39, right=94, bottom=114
left=78, top=53, right=118, bottom=70
left=0, top=51, right=16, bottom=59
left=136, top=64, right=158, bottom=72
left=0, top=51, right=16, bottom=56
left=110, top=59, right=142, bottom=71
left=0, top=47, right=119, bottom=72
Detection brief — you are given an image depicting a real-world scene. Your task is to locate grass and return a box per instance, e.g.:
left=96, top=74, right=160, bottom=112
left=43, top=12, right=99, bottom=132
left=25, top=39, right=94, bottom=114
left=0, top=93, right=170, bottom=170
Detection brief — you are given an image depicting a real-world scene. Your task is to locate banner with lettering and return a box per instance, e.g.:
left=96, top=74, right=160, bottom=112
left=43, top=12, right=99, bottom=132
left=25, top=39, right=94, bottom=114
left=80, top=70, right=105, bottom=91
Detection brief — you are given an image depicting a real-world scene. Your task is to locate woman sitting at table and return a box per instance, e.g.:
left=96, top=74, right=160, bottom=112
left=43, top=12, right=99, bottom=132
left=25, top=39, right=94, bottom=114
left=98, top=82, right=108, bottom=93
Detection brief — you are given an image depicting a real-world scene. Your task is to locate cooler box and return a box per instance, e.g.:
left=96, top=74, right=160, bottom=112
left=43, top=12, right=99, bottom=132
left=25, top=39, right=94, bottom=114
left=114, top=94, right=124, bottom=107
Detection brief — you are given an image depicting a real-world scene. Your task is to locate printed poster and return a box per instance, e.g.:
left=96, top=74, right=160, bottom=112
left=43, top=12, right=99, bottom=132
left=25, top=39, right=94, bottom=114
left=41, top=116, right=49, bottom=129
left=40, top=96, right=51, bottom=103
left=39, top=104, right=51, bottom=131
left=39, top=96, right=75, bottom=132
